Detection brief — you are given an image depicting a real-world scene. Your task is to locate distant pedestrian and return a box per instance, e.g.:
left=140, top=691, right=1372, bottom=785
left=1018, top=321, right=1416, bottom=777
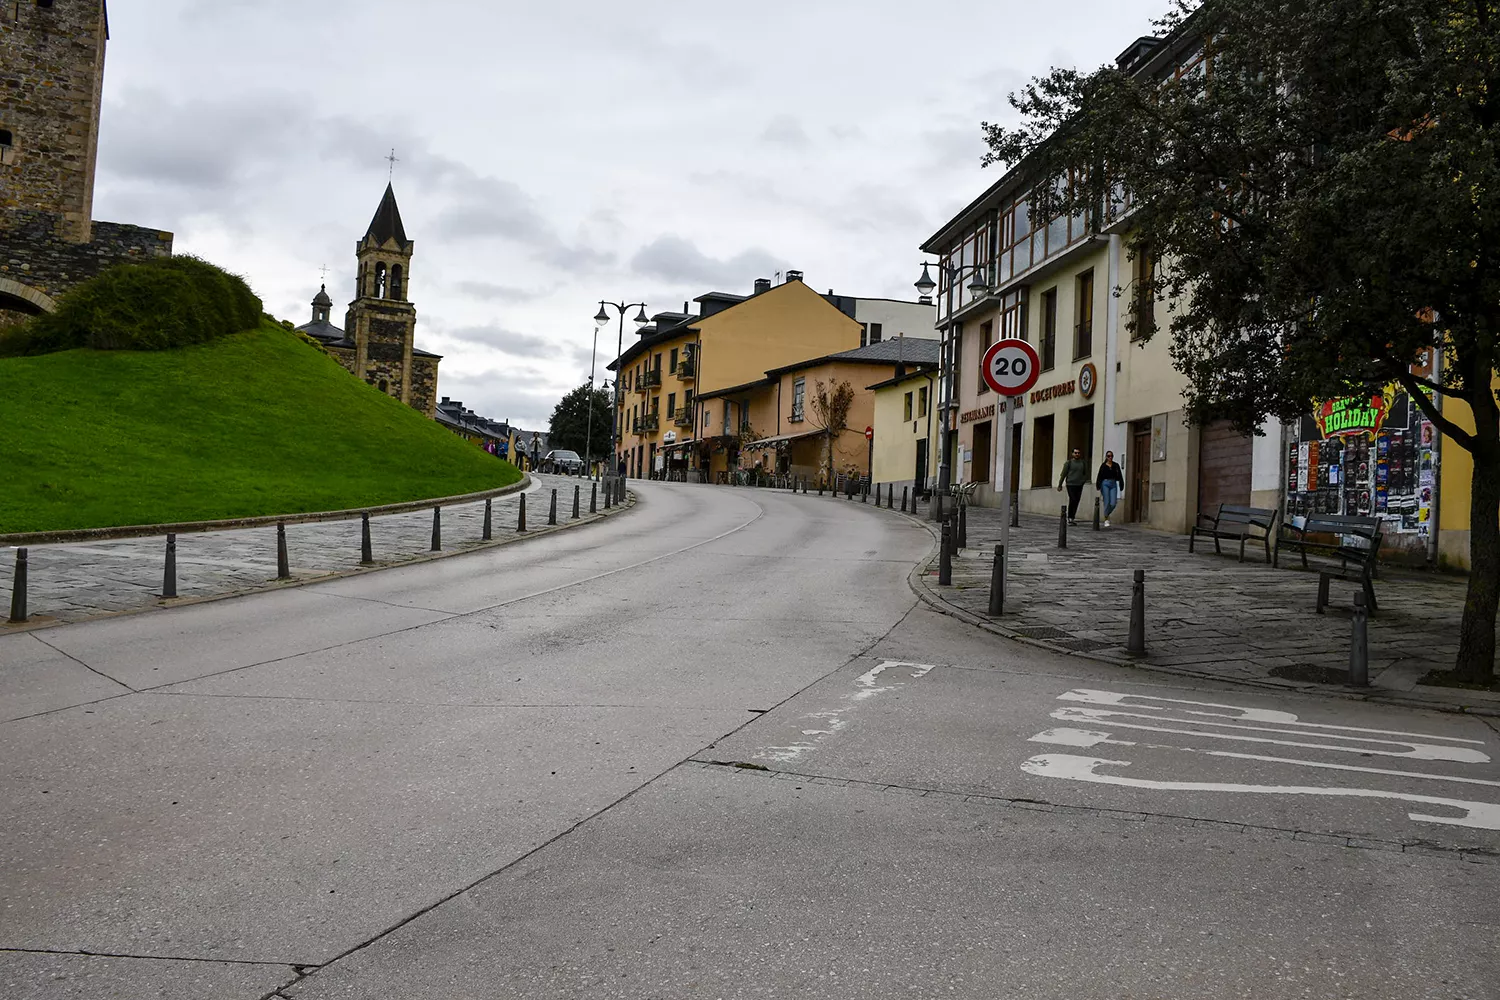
left=1056, top=447, right=1090, bottom=524
left=1096, top=450, right=1124, bottom=527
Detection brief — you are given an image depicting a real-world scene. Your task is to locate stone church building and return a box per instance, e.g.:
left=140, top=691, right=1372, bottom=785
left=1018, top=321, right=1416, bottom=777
left=297, top=184, right=441, bottom=416
left=0, top=0, right=174, bottom=326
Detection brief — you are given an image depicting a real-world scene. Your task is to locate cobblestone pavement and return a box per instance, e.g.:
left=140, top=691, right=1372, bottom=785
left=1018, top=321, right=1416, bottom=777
left=1, top=476, right=623, bottom=627
left=819, top=487, right=1500, bottom=712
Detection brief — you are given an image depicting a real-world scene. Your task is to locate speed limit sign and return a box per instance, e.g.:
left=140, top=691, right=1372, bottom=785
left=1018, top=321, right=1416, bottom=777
left=981, top=338, right=1041, bottom=397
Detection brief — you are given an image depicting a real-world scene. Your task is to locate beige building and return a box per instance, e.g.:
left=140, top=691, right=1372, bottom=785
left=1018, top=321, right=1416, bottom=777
left=869, top=365, right=939, bottom=495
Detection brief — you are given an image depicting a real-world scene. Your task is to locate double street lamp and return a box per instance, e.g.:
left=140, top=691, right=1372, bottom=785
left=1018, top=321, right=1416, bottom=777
left=594, top=300, right=649, bottom=478
left=914, top=261, right=992, bottom=513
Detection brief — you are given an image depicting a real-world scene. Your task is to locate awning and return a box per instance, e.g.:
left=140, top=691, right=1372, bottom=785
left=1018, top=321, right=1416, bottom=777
left=743, top=428, right=824, bottom=451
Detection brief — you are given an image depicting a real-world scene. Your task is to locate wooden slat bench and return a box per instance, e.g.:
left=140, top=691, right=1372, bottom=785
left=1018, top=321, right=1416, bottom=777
left=1275, top=513, right=1383, bottom=613
left=1189, top=503, right=1280, bottom=564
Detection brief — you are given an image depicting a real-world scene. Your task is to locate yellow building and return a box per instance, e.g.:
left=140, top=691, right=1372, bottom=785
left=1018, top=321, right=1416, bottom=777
left=869, top=365, right=940, bottom=495
left=608, top=273, right=934, bottom=481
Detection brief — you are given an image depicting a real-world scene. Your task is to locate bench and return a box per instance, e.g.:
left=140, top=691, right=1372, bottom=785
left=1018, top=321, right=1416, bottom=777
left=1275, top=513, right=1383, bottom=613
left=1189, top=503, right=1280, bottom=564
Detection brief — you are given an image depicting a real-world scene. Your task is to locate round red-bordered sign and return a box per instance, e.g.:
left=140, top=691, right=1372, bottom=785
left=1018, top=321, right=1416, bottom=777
left=865, top=426, right=874, bottom=441
left=981, top=338, right=1041, bottom=397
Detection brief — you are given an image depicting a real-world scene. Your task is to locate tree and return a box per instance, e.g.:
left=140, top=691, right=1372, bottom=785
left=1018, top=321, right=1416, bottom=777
left=808, top=378, right=855, bottom=485
left=547, top=382, right=612, bottom=461
left=982, top=0, right=1500, bottom=681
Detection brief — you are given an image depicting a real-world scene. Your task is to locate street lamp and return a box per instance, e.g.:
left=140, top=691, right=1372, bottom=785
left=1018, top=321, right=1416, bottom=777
left=914, top=260, right=991, bottom=516
left=595, top=300, right=649, bottom=479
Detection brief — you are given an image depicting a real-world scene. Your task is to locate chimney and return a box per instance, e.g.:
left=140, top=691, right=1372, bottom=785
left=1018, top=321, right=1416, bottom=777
left=753, top=278, right=771, bottom=294
left=441, top=396, right=450, bottom=404
left=786, top=270, right=804, bottom=282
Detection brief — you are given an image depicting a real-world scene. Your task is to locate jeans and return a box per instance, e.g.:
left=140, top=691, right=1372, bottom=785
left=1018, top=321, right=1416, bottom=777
left=1100, top=479, right=1120, bottom=518
left=1066, top=484, right=1084, bottom=521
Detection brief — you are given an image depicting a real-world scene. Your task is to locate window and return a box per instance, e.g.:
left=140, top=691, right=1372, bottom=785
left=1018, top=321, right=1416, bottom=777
left=869, top=322, right=883, bottom=344
left=723, top=401, right=732, bottom=435
left=1132, top=241, right=1156, bottom=341
left=389, top=264, right=403, bottom=301
left=977, top=320, right=995, bottom=393
left=952, top=328, right=963, bottom=395
left=1040, top=288, right=1058, bottom=371
left=0, top=129, right=11, bottom=147
left=1032, top=414, right=1056, bottom=487
left=791, top=376, right=805, bottom=422
left=684, top=389, right=693, bottom=409
left=1074, top=269, right=1094, bottom=359
left=904, top=391, right=913, bottom=422
left=669, top=347, right=679, bottom=373
left=998, top=289, right=1027, bottom=342
left=973, top=421, right=992, bottom=483
left=654, top=352, right=662, bottom=373
left=373, top=261, right=387, bottom=298
left=667, top=392, right=676, bottom=417
left=918, top=385, right=929, bottom=417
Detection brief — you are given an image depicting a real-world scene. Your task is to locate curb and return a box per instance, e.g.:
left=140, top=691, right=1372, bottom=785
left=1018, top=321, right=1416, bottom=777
left=0, top=486, right=639, bottom=635
left=794, top=489, right=1500, bottom=719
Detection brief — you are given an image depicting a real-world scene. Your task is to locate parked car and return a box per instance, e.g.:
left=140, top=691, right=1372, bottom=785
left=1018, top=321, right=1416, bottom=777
left=544, top=449, right=583, bottom=474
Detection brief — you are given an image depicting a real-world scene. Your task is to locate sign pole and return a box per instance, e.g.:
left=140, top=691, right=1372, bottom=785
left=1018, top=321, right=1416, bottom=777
left=999, top=398, right=1014, bottom=568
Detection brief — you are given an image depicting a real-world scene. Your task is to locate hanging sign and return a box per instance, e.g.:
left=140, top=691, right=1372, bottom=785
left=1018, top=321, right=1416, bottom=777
left=1315, top=393, right=1388, bottom=439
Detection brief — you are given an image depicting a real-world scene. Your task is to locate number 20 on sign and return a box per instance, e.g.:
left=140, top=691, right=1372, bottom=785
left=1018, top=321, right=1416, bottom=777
left=981, top=338, right=1042, bottom=397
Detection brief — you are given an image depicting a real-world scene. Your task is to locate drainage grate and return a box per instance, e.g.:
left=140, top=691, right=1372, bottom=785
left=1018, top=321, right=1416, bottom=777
left=1269, top=663, right=1353, bottom=685
left=1011, top=625, right=1073, bottom=640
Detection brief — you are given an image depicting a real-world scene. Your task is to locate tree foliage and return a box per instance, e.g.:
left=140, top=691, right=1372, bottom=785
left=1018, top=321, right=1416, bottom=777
left=983, top=0, right=1500, bottom=680
left=547, top=382, right=612, bottom=459
left=808, top=378, right=855, bottom=484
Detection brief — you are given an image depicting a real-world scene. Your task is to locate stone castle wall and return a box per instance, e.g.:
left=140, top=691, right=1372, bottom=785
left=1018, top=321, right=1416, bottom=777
left=410, top=356, right=439, bottom=416
left=0, top=210, right=174, bottom=302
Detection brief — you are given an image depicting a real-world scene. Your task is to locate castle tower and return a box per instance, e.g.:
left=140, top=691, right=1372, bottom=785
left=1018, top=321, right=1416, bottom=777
left=342, top=183, right=440, bottom=414
left=0, top=0, right=109, bottom=243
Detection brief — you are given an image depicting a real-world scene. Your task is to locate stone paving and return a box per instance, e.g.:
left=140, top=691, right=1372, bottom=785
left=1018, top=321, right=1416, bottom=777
left=849, top=489, right=1500, bottom=712
left=0, top=476, right=620, bottom=627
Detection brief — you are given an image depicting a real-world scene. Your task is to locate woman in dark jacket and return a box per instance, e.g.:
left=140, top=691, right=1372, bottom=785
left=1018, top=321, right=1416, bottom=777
left=1096, top=450, right=1124, bottom=526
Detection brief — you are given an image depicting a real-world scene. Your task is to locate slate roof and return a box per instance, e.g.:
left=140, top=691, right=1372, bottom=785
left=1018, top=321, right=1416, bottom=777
left=830, top=338, right=941, bottom=364
left=364, top=183, right=410, bottom=247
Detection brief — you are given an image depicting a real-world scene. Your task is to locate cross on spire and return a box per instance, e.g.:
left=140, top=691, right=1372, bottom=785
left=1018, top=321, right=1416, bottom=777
left=385, top=148, right=399, bottom=179
left=318, top=263, right=329, bottom=282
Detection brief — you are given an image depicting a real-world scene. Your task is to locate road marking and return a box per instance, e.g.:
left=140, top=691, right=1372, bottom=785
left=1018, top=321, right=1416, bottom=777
left=1021, top=754, right=1500, bottom=831
left=757, top=660, right=934, bottom=764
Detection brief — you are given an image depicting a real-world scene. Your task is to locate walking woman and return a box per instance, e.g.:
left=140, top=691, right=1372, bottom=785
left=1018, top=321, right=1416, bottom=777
left=1056, top=447, right=1090, bottom=524
left=1096, top=450, right=1124, bottom=527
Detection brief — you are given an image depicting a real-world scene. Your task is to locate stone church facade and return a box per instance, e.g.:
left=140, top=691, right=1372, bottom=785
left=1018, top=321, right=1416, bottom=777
left=0, top=0, right=174, bottom=327
left=297, top=184, right=440, bottom=416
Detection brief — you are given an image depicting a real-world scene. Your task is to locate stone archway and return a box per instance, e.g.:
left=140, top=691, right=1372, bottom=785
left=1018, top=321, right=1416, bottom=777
left=0, top=276, right=58, bottom=316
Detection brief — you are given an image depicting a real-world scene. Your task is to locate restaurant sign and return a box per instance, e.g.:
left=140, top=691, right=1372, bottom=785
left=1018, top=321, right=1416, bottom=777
left=1314, top=393, right=1388, bottom=440
left=960, top=403, right=996, bottom=424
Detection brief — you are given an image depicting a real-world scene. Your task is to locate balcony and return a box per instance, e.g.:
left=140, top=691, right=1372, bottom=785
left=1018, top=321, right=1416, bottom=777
left=673, top=409, right=693, bottom=427
left=641, top=412, right=660, bottom=433
left=637, top=368, right=662, bottom=393
left=676, top=357, right=695, bottom=380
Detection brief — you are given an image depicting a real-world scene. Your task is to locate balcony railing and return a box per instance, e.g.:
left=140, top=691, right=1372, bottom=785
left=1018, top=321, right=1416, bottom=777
left=676, top=358, right=695, bottom=380
left=673, top=409, right=693, bottom=427
left=641, top=412, right=659, bottom=432
left=637, top=369, right=662, bottom=392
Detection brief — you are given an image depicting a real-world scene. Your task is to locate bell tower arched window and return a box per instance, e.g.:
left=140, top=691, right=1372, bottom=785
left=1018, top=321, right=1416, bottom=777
left=374, top=262, right=387, bottom=299
left=390, top=264, right=403, bottom=301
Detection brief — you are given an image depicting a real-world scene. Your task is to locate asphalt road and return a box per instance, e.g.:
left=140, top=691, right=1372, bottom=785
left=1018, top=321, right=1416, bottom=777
left=2, top=482, right=1497, bottom=1000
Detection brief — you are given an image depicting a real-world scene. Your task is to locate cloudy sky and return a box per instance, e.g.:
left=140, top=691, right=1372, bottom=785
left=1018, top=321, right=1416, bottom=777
left=95, top=0, right=1167, bottom=428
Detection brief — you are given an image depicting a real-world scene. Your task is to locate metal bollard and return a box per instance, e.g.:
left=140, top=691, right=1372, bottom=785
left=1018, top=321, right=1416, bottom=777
left=518, top=493, right=528, bottom=531
left=861, top=482, right=868, bottom=503
left=8, top=547, right=27, bottom=623
left=1349, top=592, right=1369, bottom=686
left=958, top=504, right=968, bottom=550
left=939, top=518, right=953, bottom=586
left=1093, top=497, right=1101, bottom=531
left=887, top=485, right=894, bottom=510
left=1127, top=569, right=1146, bottom=654
left=902, top=486, right=908, bottom=513
left=1058, top=505, right=1068, bottom=549
left=590, top=483, right=598, bottom=513
left=362, top=511, right=375, bottom=562
left=988, top=544, right=1005, bottom=616
left=818, top=481, right=824, bottom=496
left=573, top=485, right=581, bottom=520
left=431, top=506, right=442, bottom=551
left=934, top=493, right=945, bottom=524
left=605, top=483, right=613, bottom=509
left=276, top=522, right=290, bottom=579
left=548, top=489, right=558, bottom=526
left=162, top=533, right=177, bottom=599
left=482, top=500, right=492, bottom=542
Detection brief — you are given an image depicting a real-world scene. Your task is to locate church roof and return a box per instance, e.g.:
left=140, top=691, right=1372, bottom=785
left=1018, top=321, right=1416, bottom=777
left=364, top=183, right=409, bottom=247
left=312, top=283, right=333, bottom=308
left=296, top=318, right=345, bottom=343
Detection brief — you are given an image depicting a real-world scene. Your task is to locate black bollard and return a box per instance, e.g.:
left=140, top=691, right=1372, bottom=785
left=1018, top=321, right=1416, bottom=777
left=988, top=544, right=1005, bottom=616
left=861, top=482, right=868, bottom=504
left=431, top=506, right=442, bottom=551
left=591, top=483, right=598, bottom=513
left=548, top=489, right=558, bottom=526
left=162, top=533, right=177, bottom=599
left=518, top=493, right=528, bottom=532
left=939, top=518, right=953, bottom=586
left=276, top=522, right=290, bottom=579
left=1127, top=569, right=1146, bottom=654
left=363, top=511, right=375, bottom=562
left=902, top=486, right=908, bottom=513
left=887, top=485, right=894, bottom=510
left=605, top=483, right=613, bottom=509
left=573, top=485, right=581, bottom=520
left=482, top=500, right=492, bottom=542
left=934, top=493, right=945, bottom=525
left=818, top=481, right=824, bottom=496
left=8, top=547, right=26, bottom=623
left=1058, top=505, right=1068, bottom=549
left=958, top=503, right=968, bottom=550
left=1349, top=592, right=1369, bottom=686
left=1093, top=496, right=1101, bottom=532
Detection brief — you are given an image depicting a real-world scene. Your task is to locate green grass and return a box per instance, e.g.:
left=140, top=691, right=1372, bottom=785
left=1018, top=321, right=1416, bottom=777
left=0, top=322, right=521, bottom=532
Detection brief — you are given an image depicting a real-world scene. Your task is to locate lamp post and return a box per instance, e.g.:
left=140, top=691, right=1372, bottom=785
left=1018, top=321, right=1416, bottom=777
left=594, top=300, right=649, bottom=479
left=913, top=261, right=991, bottom=512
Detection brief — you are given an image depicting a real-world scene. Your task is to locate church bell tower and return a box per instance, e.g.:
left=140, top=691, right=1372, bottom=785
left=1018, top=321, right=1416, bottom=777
left=345, top=183, right=421, bottom=407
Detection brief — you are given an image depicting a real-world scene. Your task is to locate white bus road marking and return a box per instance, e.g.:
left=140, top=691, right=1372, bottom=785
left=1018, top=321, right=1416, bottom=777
left=756, top=660, right=935, bottom=764
left=1020, top=754, right=1500, bottom=831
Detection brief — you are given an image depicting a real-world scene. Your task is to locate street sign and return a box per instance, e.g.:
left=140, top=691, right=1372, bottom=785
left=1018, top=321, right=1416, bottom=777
left=981, top=339, right=1042, bottom=397
left=865, top=426, right=874, bottom=441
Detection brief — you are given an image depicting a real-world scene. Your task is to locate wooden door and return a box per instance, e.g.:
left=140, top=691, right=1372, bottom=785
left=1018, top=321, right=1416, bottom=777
left=1129, top=423, right=1151, bottom=522
left=1197, top=420, right=1253, bottom=514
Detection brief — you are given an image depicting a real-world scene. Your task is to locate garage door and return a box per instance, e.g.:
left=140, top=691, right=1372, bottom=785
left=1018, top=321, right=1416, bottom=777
left=1198, top=420, right=1252, bottom=513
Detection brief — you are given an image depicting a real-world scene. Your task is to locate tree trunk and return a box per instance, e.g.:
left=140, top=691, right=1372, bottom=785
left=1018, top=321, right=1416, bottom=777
left=1456, top=432, right=1500, bottom=683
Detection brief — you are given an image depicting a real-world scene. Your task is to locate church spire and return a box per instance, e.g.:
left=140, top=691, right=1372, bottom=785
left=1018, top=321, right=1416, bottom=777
left=363, top=182, right=409, bottom=249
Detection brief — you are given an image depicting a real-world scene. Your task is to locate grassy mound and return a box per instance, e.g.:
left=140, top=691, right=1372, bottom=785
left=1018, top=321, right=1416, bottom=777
left=0, top=322, right=521, bottom=532
left=0, top=255, right=262, bottom=356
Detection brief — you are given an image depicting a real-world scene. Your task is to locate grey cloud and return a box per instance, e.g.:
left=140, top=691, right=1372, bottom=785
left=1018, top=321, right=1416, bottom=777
left=452, top=280, right=549, bottom=303
left=761, top=115, right=810, bottom=148
left=630, top=235, right=781, bottom=288
left=441, top=324, right=556, bottom=359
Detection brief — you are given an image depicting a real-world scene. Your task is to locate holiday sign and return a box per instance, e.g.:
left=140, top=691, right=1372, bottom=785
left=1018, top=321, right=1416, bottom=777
left=1314, top=393, right=1388, bottom=440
